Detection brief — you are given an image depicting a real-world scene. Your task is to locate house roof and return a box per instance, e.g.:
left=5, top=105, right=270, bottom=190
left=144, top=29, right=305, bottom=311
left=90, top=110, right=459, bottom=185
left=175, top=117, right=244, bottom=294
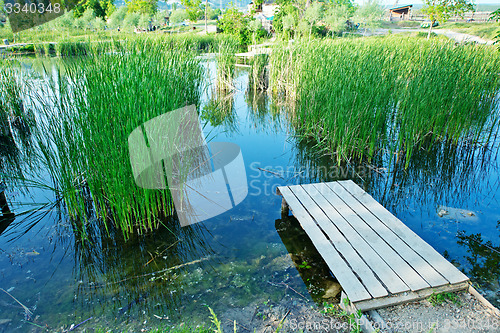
left=389, top=4, right=413, bottom=11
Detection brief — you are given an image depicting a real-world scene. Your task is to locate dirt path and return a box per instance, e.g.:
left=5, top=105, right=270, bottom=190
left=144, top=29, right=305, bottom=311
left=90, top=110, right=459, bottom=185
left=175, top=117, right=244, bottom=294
left=368, top=28, right=495, bottom=45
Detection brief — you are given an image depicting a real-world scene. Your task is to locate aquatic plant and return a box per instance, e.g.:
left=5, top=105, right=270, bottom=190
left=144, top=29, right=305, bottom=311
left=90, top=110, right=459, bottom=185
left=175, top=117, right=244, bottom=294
left=215, top=39, right=238, bottom=92
left=269, top=36, right=500, bottom=167
left=249, top=54, right=269, bottom=92
left=33, top=40, right=204, bottom=238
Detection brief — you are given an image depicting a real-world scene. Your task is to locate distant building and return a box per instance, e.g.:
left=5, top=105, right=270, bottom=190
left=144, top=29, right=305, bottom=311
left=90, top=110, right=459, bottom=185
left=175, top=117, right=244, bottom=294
left=389, top=5, right=413, bottom=21
left=248, top=0, right=279, bottom=32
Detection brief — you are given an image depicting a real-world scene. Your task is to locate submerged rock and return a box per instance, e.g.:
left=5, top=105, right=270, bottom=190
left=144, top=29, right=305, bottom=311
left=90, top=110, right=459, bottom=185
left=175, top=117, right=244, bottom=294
left=0, top=319, right=11, bottom=325
left=322, top=281, right=342, bottom=299
left=437, top=205, right=478, bottom=223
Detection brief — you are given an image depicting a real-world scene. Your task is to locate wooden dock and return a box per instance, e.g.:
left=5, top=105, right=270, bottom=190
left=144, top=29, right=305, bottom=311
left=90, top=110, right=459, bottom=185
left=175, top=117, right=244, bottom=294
left=277, top=180, right=470, bottom=312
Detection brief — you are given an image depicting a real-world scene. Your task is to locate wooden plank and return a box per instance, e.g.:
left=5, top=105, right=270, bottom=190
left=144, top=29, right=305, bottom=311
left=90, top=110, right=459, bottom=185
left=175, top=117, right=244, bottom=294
left=288, top=185, right=389, bottom=299
left=278, top=186, right=372, bottom=302
left=326, top=181, right=447, bottom=291
left=312, top=182, right=418, bottom=293
left=353, top=281, right=470, bottom=312
left=338, top=180, right=469, bottom=285
left=303, top=183, right=410, bottom=295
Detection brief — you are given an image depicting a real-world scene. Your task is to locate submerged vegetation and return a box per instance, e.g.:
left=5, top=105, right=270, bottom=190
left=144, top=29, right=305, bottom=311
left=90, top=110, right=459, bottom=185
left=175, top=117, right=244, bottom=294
left=270, top=36, right=500, bottom=166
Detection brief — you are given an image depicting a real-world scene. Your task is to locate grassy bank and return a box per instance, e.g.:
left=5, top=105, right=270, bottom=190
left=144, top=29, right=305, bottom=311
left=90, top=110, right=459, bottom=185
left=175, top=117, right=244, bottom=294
left=1, top=33, right=239, bottom=56
left=270, top=36, right=500, bottom=166
left=30, top=40, right=204, bottom=238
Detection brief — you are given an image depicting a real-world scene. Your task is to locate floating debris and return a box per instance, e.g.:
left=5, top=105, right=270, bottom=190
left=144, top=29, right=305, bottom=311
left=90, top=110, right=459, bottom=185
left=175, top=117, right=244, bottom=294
left=25, top=250, right=40, bottom=256
left=437, top=209, right=449, bottom=217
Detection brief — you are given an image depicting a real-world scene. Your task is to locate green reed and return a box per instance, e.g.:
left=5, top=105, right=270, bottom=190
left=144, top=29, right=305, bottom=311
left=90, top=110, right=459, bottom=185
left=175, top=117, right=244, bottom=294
left=269, top=36, right=500, bottom=166
left=33, top=39, right=204, bottom=238
left=249, top=54, right=269, bottom=92
left=12, top=33, right=239, bottom=57
left=215, top=39, right=238, bottom=92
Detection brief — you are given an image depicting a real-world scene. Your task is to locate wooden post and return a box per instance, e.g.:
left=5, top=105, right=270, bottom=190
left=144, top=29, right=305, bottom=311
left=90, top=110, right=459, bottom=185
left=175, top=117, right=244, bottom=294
left=0, top=191, right=12, bottom=216
left=281, top=197, right=289, bottom=216
left=276, top=187, right=290, bottom=217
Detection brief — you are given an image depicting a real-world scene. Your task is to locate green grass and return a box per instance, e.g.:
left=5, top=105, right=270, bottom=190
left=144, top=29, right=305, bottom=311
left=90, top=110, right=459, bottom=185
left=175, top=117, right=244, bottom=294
left=0, top=29, right=239, bottom=56
left=428, top=292, right=461, bottom=306
left=321, top=302, right=362, bottom=333
left=269, top=35, right=500, bottom=167
left=29, top=39, right=204, bottom=238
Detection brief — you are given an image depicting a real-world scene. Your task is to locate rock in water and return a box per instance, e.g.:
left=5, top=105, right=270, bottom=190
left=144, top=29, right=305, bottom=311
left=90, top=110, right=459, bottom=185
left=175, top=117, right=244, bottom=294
left=437, top=209, right=449, bottom=217
left=0, top=319, right=12, bottom=325
left=437, top=205, right=478, bottom=223
left=322, top=282, right=342, bottom=299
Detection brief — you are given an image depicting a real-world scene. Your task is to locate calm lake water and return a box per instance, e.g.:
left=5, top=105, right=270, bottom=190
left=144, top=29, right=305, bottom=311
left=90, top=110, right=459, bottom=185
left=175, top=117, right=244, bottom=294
left=0, top=57, right=499, bottom=332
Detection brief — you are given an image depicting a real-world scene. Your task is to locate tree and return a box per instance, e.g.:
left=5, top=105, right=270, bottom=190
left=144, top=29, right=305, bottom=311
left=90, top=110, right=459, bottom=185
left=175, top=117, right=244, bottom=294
left=0, top=0, right=6, bottom=28
left=282, top=13, right=296, bottom=38
left=170, top=9, right=188, bottom=25
left=422, top=0, right=474, bottom=39
left=58, top=12, right=76, bottom=29
left=180, top=0, right=202, bottom=22
left=101, top=0, right=116, bottom=17
left=303, top=2, right=323, bottom=36
left=323, top=3, right=351, bottom=36
left=355, top=0, right=384, bottom=35
left=217, top=5, right=248, bottom=35
left=75, top=8, right=97, bottom=30
left=217, top=6, right=251, bottom=45
left=126, top=0, right=158, bottom=16
left=123, top=11, right=141, bottom=27
left=91, top=16, right=106, bottom=30
left=273, top=2, right=299, bottom=34
left=74, top=0, right=109, bottom=19
left=109, top=6, right=128, bottom=28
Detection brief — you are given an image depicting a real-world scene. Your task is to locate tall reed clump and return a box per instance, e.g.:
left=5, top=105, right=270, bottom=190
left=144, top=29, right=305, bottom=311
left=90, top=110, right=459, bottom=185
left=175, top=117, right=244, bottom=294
left=215, top=40, right=238, bottom=92
left=35, top=40, right=204, bottom=238
left=249, top=54, right=269, bottom=92
left=55, top=40, right=90, bottom=56
left=269, top=36, right=500, bottom=166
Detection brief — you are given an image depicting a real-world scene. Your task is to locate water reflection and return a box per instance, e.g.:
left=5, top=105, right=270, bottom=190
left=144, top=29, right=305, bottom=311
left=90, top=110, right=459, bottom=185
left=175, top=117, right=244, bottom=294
left=363, top=138, right=500, bottom=214
left=202, top=89, right=237, bottom=133
left=0, top=56, right=500, bottom=331
left=457, top=226, right=500, bottom=305
left=0, top=62, right=37, bottom=190
left=72, top=215, right=217, bottom=321
left=275, top=215, right=341, bottom=303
